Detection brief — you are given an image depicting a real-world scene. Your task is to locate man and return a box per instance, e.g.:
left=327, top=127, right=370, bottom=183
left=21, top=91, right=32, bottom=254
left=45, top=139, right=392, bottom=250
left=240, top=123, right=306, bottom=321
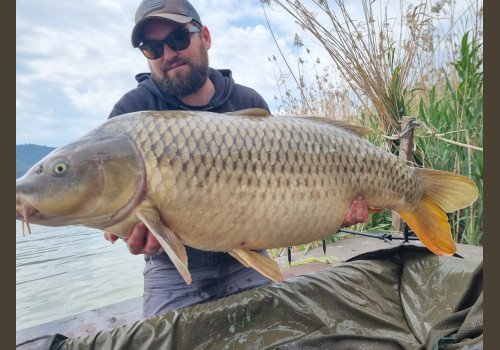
left=105, top=0, right=369, bottom=318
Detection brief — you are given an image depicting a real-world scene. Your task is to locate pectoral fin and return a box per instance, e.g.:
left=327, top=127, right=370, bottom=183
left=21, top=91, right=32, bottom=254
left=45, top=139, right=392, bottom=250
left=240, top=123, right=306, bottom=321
left=229, top=249, right=284, bottom=282
left=136, top=209, right=191, bottom=284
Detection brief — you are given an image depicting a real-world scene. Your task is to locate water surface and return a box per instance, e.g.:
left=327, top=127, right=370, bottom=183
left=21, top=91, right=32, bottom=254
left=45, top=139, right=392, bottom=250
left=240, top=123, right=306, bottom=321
left=16, top=221, right=144, bottom=331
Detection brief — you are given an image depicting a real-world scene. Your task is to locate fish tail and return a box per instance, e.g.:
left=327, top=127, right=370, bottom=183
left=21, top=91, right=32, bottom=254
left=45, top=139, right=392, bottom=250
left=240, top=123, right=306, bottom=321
left=398, top=168, right=478, bottom=256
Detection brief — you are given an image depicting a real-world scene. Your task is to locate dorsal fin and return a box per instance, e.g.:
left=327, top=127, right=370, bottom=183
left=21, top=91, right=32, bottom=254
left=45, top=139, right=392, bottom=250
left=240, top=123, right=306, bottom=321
left=300, top=117, right=374, bottom=138
left=224, top=108, right=271, bottom=117
left=224, top=110, right=373, bottom=138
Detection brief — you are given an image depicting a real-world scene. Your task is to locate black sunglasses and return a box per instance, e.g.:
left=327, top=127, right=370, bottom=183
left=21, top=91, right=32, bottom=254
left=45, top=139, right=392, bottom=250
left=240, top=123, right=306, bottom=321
left=139, top=26, right=201, bottom=59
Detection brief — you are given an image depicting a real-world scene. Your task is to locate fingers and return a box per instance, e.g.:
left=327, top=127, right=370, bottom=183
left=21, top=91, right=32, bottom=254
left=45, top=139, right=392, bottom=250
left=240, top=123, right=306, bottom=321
left=126, top=222, right=149, bottom=255
left=355, top=196, right=369, bottom=223
left=107, top=222, right=163, bottom=256
left=341, top=196, right=369, bottom=227
left=142, top=231, right=162, bottom=256
left=103, top=231, right=119, bottom=243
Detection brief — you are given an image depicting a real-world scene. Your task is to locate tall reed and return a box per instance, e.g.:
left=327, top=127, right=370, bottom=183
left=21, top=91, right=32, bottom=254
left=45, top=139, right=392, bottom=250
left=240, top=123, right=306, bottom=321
left=416, top=31, right=483, bottom=245
left=262, top=0, right=483, bottom=247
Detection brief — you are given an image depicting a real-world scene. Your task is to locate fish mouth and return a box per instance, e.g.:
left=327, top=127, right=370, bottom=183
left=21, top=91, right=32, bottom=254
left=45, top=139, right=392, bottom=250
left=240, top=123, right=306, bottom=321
left=16, top=203, right=39, bottom=236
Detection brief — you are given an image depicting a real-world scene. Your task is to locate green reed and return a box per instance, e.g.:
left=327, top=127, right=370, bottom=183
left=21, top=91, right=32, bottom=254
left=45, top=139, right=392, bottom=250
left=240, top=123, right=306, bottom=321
left=263, top=0, right=483, bottom=250
left=416, top=31, right=483, bottom=245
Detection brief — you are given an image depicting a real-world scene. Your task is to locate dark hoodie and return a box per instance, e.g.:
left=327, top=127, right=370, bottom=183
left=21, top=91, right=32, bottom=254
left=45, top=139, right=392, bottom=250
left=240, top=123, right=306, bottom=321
left=109, top=68, right=269, bottom=118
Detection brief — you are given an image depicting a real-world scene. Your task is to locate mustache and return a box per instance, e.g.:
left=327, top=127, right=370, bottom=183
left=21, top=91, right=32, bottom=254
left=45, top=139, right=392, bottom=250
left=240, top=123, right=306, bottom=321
left=162, top=57, right=191, bottom=72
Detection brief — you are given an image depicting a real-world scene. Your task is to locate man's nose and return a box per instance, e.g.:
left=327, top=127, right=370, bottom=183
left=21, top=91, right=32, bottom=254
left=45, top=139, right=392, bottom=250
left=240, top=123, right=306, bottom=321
left=161, top=43, right=178, bottom=60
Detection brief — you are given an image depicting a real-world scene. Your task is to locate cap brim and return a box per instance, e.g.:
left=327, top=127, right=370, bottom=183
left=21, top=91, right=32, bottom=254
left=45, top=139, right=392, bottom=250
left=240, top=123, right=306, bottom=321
left=131, top=14, right=193, bottom=47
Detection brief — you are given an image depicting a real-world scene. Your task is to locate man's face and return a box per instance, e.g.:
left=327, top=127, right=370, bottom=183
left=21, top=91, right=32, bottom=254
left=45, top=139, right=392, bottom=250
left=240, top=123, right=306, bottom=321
left=142, top=20, right=211, bottom=98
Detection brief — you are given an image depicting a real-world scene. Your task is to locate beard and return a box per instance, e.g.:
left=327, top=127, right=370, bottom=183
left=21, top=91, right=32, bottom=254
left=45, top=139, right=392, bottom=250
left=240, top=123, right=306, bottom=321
left=151, top=45, right=210, bottom=98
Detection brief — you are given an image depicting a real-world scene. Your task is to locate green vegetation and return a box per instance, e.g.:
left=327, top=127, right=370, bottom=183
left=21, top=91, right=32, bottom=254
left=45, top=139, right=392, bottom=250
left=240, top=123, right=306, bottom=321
left=416, top=31, right=483, bottom=245
left=262, top=0, right=483, bottom=254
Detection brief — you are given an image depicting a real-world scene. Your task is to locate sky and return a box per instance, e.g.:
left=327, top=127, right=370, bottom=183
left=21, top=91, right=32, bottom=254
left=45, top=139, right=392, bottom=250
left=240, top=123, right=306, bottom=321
left=16, top=0, right=477, bottom=147
left=16, top=0, right=334, bottom=147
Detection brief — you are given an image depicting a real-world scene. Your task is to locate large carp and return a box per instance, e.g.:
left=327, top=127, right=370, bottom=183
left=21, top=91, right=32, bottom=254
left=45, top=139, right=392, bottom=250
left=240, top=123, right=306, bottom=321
left=16, top=109, right=478, bottom=283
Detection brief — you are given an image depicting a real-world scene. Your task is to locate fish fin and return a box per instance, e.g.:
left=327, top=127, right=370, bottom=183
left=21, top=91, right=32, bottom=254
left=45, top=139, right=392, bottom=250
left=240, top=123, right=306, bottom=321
left=399, top=198, right=456, bottom=256
left=398, top=169, right=478, bottom=256
left=224, top=108, right=271, bottom=117
left=229, top=252, right=251, bottom=268
left=229, top=249, right=284, bottom=282
left=416, top=168, right=478, bottom=212
left=300, top=117, right=374, bottom=138
left=224, top=110, right=373, bottom=138
left=368, top=207, right=385, bottom=215
left=136, top=209, right=192, bottom=284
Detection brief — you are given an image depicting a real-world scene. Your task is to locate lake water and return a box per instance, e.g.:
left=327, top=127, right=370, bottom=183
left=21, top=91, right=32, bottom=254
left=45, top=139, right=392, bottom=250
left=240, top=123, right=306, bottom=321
left=16, top=221, right=145, bottom=331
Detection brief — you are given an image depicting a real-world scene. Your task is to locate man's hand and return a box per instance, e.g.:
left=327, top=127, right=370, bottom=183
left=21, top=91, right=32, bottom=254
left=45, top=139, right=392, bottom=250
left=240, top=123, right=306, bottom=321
left=104, top=222, right=162, bottom=256
left=341, top=196, right=369, bottom=227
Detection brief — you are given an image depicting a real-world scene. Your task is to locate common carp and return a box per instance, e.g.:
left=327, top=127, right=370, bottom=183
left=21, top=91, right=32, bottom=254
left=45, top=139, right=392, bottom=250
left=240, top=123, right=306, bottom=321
left=16, top=109, right=478, bottom=284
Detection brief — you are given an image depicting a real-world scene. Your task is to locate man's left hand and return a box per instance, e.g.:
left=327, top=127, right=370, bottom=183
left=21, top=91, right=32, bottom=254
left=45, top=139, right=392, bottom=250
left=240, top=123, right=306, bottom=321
left=341, top=196, right=369, bottom=227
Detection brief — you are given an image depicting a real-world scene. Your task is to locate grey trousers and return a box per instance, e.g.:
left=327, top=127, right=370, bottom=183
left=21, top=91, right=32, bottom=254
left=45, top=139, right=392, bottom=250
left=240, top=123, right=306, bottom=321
left=142, top=246, right=273, bottom=318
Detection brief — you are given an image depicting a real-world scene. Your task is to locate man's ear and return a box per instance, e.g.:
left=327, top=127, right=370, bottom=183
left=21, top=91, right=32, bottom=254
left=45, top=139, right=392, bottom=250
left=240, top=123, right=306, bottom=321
left=201, top=25, right=211, bottom=50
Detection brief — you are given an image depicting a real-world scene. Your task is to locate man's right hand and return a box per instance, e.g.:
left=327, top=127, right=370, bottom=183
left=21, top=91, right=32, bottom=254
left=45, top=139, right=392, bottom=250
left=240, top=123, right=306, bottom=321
left=104, top=222, right=162, bottom=256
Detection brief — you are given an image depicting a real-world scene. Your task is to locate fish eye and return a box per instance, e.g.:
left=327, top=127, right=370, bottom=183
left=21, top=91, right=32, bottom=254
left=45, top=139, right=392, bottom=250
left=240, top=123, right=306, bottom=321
left=54, top=163, right=67, bottom=174
left=50, top=159, right=69, bottom=175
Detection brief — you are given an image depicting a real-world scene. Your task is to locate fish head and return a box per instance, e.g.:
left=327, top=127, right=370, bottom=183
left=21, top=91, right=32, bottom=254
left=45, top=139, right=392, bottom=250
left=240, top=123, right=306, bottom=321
left=16, top=130, right=146, bottom=230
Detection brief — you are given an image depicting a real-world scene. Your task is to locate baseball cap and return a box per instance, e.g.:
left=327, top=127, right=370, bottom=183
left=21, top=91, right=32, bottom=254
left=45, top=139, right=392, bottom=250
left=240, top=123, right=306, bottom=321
left=131, top=0, right=202, bottom=47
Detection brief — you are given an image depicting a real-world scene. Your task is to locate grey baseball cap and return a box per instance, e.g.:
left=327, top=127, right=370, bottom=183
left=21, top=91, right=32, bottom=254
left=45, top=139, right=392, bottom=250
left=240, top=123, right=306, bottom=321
left=131, top=0, right=202, bottom=47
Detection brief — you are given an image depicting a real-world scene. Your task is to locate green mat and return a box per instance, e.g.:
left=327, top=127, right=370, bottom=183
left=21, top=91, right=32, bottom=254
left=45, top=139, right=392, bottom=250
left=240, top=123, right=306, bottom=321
left=17, top=245, right=482, bottom=349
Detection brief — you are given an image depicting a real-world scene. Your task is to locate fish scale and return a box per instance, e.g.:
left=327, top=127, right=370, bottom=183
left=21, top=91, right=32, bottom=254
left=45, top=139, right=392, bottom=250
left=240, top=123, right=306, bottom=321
left=16, top=109, right=478, bottom=283
left=103, top=111, right=395, bottom=250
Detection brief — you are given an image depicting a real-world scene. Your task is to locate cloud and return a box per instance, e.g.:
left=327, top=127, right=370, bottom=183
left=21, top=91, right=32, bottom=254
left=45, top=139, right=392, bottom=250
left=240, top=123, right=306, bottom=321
left=17, top=1, right=148, bottom=146
left=17, top=0, right=479, bottom=146
left=16, top=1, right=288, bottom=146
left=15, top=0, right=331, bottom=146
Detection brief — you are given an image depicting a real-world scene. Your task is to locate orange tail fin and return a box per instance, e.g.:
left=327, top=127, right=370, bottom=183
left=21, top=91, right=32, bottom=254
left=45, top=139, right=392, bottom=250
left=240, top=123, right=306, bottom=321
left=398, top=168, right=478, bottom=256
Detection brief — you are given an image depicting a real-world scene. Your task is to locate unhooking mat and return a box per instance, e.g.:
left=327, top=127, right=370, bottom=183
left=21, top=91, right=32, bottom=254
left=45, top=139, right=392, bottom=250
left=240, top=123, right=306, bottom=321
left=17, top=245, right=483, bottom=349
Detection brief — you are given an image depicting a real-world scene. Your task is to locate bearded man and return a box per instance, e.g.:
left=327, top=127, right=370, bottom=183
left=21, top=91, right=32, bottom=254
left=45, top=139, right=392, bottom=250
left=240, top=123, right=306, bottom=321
left=105, top=0, right=369, bottom=318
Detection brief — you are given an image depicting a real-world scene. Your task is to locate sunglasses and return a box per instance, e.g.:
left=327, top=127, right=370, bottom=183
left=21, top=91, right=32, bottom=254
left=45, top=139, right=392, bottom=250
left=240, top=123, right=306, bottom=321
left=139, top=26, right=201, bottom=59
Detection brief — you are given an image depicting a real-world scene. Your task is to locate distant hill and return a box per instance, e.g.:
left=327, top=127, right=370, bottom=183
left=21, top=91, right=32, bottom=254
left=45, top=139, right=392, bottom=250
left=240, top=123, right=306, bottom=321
left=16, top=144, right=56, bottom=178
